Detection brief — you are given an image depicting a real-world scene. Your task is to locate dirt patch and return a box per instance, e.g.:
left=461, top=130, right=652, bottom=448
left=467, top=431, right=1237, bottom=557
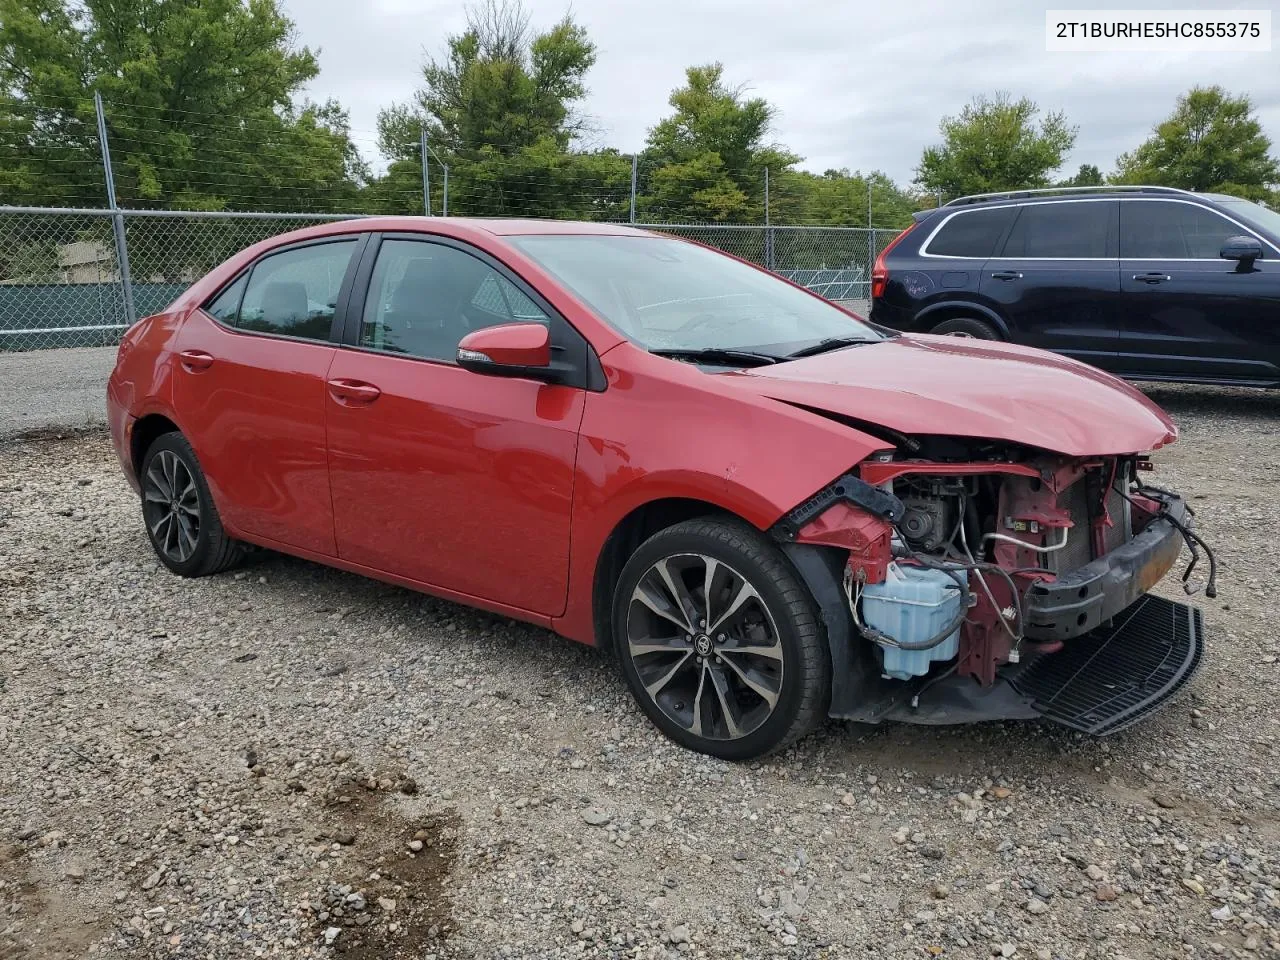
left=0, top=425, right=103, bottom=446
left=0, top=844, right=104, bottom=960
left=303, top=772, right=460, bottom=957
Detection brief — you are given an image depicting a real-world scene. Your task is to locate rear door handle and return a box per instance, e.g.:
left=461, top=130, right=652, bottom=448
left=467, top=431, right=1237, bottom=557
left=327, top=378, right=381, bottom=405
left=990, top=270, right=1022, bottom=281
left=178, top=350, right=214, bottom=372
left=1133, top=272, right=1171, bottom=284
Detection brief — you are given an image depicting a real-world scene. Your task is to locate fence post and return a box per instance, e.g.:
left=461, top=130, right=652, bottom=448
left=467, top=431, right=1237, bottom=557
left=629, top=154, right=638, bottom=224
left=94, top=91, right=136, bottom=327
left=420, top=128, right=431, bottom=216
left=442, top=164, right=449, bottom=216
left=868, top=228, right=877, bottom=304
left=764, top=166, right=774, bottom=271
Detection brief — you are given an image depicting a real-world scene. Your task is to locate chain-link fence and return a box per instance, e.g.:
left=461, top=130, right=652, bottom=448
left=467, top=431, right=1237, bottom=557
left=0, top=208, right=363, bottom=350
left=0, top=206, right=900, bottom=351
left=652, top=224, right=903, bottom=312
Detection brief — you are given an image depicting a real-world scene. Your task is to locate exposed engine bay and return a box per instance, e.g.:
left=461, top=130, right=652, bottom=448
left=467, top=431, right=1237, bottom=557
left=775, top=438, right=1214, bottom=734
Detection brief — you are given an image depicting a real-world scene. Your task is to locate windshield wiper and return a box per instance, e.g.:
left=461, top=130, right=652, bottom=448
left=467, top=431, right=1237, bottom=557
left=649, top=347, right=781, bottom=367
left=784, top=336, right=879, bottom=360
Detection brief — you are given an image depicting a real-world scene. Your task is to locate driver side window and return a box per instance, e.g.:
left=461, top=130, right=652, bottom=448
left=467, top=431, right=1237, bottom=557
left=360, top=239, right=548, bottom=361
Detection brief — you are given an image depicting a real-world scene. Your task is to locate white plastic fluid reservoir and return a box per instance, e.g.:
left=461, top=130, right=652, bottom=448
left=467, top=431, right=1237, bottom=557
left=860, top=563, right=966, bottom=681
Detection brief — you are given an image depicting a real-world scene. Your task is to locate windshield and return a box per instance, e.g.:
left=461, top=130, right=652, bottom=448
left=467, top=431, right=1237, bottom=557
left=1217, top=198, right=1280, bottom=241
left=508, top=235, right=884, bottom=355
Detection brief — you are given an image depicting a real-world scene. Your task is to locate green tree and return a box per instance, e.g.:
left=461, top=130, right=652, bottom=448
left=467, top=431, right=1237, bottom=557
left=0, top=0, right=366, bottom=213
left=914, top=92, right=1077, bottom=200
left=368, top=0, right=621, bottom=218
left=770, top=168, right=916, bottom=228
left=1111, top=86, right=1279, bottom=199
left=640, top=63, right=798, bottom=223
left=1061, top=163, right=1104, bottom=187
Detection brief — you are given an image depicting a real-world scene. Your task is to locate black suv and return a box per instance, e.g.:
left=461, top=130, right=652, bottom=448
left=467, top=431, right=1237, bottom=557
left=870, top=186, right=1280, bottom=387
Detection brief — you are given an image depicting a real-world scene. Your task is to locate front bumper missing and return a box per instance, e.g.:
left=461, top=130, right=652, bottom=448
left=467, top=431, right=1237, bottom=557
left=1010, top=594, right=1203, bottom=735
left=1023, top=496, right=1188, bottom=641
left=840, top=594, right=1203, bottom=735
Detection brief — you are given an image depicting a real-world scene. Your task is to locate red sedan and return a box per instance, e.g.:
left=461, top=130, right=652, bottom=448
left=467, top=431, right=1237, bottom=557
left=108, top=218, right=1211, bottom=759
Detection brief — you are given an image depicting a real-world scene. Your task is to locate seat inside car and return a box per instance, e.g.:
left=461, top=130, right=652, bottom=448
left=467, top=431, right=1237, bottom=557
left=375, top=256, right=486, bottom=359
left=260, top=281, right=310, bottom=333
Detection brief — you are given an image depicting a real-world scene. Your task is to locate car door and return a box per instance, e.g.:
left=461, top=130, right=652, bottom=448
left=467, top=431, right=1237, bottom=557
left=902, top=204, right=1018, bottom=328
left=171, top=235, right=364, bottom=555
left=1117, top=198, right=1280, bottom=384
left=324, top=234, right=588, bottom=616
left=979, top=199, right=1121, bottom=369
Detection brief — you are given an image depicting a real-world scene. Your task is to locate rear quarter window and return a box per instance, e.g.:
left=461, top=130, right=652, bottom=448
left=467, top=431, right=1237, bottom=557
left=923, top=207, right=1017, bottom=258
left=205, top=275, right=246, bottom=324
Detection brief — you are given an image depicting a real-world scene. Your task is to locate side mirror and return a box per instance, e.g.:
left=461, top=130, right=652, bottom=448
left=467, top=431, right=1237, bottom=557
left=1220, top=235, right=1263, bottom=267
left=457, top=322, right=560, bottom=381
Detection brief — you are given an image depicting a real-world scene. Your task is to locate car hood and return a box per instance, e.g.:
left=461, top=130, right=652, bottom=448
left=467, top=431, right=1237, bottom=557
left=722, top=334, right=1177, bottom=456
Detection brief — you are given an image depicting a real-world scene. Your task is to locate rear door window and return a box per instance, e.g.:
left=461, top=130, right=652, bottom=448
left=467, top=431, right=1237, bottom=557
left=1121, top=201, right=1250, bottom=259
left=924, top=207, right=1016, bottom=257
left=1000, top=201, right=1115, bottom=258
left=236, top=240, right=358, bottom=340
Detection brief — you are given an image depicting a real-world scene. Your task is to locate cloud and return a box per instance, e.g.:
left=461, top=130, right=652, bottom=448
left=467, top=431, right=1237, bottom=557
left=291, top=0, right=1280, bottom=186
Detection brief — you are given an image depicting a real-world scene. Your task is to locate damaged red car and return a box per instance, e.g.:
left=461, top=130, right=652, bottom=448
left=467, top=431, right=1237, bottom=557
left=107, top=218, right=1213, bottom=759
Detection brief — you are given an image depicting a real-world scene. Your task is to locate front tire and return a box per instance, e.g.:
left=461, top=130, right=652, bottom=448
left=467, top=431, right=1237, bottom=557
left=613, top=519, right=830, bottom=760
left=140, top=432, right=243, bottom=577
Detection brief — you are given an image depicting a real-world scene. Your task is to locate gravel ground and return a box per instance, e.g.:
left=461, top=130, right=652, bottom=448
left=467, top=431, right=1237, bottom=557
left=1, top=383, right=1278, bottom=960
left=0, top=347, right=115, bottom=440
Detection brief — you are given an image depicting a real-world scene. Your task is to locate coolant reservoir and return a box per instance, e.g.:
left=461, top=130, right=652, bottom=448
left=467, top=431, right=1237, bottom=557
left=860, top=563, right=966, bottom=681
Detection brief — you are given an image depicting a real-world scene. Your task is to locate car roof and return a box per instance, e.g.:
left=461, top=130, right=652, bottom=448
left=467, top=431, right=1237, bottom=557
left=245, top=216, right=659, bottom=254
left=465, top=218, right=652, bottom=236
left=291, top=216, right=652, bottom=238
left=912, top=186, right=1240, bottom=223
left=936, top=185, right=1224, bottom=211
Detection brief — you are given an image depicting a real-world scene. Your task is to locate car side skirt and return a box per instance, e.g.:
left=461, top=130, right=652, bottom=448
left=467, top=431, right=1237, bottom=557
left=227, top=530, right=558, bottom=632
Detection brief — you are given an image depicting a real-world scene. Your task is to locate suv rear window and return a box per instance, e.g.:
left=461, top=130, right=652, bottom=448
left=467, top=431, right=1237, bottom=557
left=924, top=207, right=1016, bottom=257
left=1000, top=201, right=1114, bottom=258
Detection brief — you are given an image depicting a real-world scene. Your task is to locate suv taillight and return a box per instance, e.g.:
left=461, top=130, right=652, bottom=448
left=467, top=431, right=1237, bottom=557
left=871, top=220, right=919, bottom=300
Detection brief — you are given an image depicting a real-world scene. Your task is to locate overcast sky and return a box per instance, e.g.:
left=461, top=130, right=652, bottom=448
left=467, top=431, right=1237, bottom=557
left=289, top=0, right=1280, bottom=185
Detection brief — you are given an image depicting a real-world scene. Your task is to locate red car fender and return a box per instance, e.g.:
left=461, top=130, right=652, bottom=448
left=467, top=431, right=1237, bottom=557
left=552, top=350, right=887, bottom=645
left=108, top=309, right=190, bottom=490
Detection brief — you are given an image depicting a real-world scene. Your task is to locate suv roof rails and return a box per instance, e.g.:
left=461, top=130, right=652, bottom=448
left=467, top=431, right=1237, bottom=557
left=943, top=185, right=1200, bottom=207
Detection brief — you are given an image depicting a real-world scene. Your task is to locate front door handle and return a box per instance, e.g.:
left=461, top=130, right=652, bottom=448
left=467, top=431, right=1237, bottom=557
left=990, top=270, right=1023, bottom=281
left=327, top=378, right=381, bottom=405
left=178, top=350, right=214, bottom=372
left=1133, top=272, right=1171, bottom=284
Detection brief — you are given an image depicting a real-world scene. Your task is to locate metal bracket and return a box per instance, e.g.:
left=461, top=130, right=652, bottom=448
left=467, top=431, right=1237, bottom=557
left=775, top=473, right=905, bottom=540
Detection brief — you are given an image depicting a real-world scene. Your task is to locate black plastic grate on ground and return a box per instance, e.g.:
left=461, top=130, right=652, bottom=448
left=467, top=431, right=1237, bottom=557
left=1012, top=595, right=1204, bottom=735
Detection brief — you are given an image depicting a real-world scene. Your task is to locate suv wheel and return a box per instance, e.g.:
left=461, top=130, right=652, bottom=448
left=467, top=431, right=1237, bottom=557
left=613, top=519, right=830, bottom=760
left=931, top=316, right=1000, bottom=339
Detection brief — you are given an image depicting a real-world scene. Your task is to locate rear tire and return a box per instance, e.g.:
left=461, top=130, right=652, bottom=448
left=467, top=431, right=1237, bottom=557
left=612, top=518, right=830, bottom=760
left=140, top=432, right=244, bottom=577
left=930, top=316, right=1000, bottom=339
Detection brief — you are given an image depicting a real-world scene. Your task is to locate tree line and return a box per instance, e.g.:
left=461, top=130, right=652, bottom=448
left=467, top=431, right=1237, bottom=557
left=2, top=0, right=1277, bottom=228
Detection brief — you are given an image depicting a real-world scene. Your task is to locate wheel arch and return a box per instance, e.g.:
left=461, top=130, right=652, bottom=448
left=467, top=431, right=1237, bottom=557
left=131, top=412, right=182, bottom=479
left=915, top=300, right=1010, bottom=338
left=590, top=497, right=740, bottom=655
